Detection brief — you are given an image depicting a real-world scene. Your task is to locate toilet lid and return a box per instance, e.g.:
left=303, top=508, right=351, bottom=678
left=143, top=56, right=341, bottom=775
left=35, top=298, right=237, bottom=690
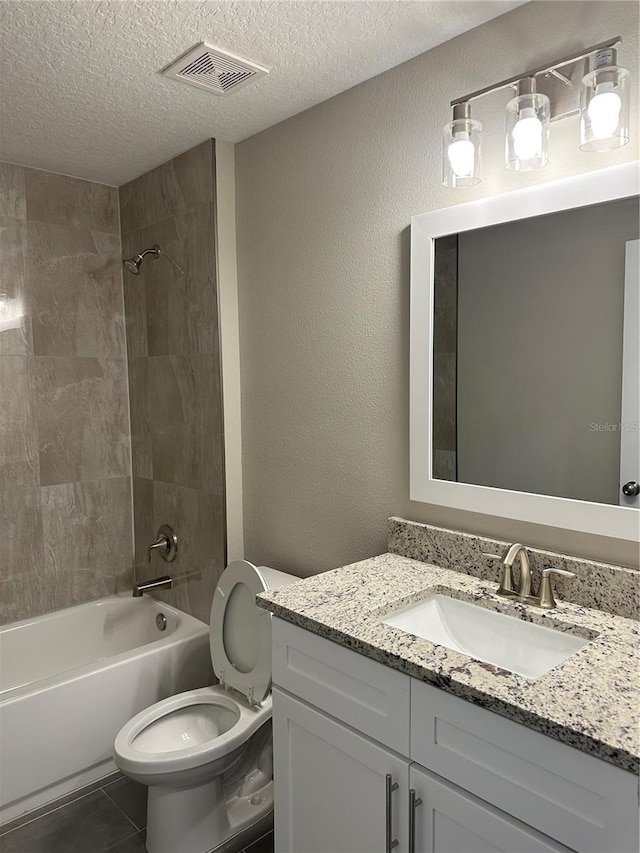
left=210, top=560, right=273, bottom=705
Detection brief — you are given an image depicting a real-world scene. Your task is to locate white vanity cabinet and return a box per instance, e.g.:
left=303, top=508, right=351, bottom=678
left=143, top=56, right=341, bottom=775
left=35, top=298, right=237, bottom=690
left=408, top=765, right=571, bottom=853
left=273, top=688, right=410, bottom=853
left=271, top=618, right=639, bottom=853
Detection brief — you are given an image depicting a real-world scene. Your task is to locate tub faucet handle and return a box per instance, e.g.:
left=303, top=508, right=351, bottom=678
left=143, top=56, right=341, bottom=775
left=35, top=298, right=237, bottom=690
left=147, top=524, right=178, bottom=564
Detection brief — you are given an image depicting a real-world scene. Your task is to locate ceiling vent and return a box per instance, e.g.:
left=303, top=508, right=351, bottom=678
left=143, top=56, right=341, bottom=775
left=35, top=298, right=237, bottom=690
left=162, top=43, right=269, bottom=95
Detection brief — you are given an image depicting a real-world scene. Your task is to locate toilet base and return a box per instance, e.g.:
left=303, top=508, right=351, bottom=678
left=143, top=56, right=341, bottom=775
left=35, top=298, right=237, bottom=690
left=144, top=777, right=275, bottom=853
left=146, top=777, right=229, bottom=853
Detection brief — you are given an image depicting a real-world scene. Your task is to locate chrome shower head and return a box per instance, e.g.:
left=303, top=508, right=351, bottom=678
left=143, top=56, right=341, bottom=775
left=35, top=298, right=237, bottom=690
left=123, top=256, right=142, bottom=275
left=122, top=244, right=160, bottom=275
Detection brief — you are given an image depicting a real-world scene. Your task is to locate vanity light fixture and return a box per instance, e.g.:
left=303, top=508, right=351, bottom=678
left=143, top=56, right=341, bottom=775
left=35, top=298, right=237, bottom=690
left=443, top=36, right=630, bottom=187
left=442, top=102, right=482, bottom=187
left=505, top=77, right=550, bottom=171
left=580, top=48, right=630, bottom=151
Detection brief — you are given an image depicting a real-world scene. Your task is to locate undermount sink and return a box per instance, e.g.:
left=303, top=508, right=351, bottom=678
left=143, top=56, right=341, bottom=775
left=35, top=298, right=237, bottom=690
left=381, top=594, right=591, bottom=679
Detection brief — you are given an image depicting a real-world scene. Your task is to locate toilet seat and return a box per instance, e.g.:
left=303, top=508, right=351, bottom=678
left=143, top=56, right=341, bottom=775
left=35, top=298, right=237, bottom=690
left=114, top=686, right=272, bottom=779
left=210, top=561, right=273, bottom=705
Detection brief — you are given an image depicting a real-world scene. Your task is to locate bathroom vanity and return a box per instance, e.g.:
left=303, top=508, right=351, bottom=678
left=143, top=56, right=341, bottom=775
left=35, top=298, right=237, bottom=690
left=258, top=544, right=639, bottom=853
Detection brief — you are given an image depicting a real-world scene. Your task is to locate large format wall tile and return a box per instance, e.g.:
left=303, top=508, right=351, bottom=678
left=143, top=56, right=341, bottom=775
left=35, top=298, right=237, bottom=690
left=128, top=355, right=222, bottom=491
left=0, top=488, right=44, bottom=624
left=119, top=141, right=213, bottom=235
left=24, top=168, right=119, bottom=234
left=0, top=486, right=43, bottom=584
left=121, top=229, right=148, bottom=359
left=35, top=356, right=130, bottom=486
left=133, top=477, right=225, bottom=624
left=26, top=222, right=125, bottom=357
left=121, top=141, right=224, bottom=624
left=127, top=357, right=152, bottom=480
left=0, top=356, right=39, bottom=487
left=41, top=477, right=133, bottom=595
left=142, top=205, right=218, bottom=357
left=0, top=162, right=26, bottom=219
left=149, top=355, right=222, bottom=491
left=0, top=161, right=133, bottom=626
left=0, top=218, right=30, bottom=356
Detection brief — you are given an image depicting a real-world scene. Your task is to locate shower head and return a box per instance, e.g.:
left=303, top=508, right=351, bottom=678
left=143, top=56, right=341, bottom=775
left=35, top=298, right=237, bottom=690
left=122, top=244, right=160, bottom=275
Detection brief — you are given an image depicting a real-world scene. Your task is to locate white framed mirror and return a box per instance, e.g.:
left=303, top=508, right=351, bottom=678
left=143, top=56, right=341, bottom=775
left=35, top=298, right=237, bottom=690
left=410, top=162, right=640, bottom=542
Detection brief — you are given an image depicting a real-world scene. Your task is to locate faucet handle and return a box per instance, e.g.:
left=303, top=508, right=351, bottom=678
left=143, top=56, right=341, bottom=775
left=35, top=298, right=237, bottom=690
left=147, top=524, right=178, bottom=564
left=483, top=551, right=516, bottom=596
left=538, top=568, right=576, bottom=610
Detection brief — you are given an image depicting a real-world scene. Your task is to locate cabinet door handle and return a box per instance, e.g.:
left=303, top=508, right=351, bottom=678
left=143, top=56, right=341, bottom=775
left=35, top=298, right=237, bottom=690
left=409, top=788, right=423, bottom=853
left=385, top=773, right=399, bottom=852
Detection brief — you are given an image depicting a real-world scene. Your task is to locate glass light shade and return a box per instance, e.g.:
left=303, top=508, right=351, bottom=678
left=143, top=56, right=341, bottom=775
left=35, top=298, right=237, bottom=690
left=442, top=118, right=482, bottom=188
left=580, top=65, right=630, bottom=151
left=505, top=92, right=550, bottom=171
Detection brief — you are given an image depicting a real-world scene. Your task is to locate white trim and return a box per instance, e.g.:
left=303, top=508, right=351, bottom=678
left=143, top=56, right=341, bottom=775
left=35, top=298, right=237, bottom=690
left=215, top=141, right=244, bottom=562
left=620, top=240, right=640, bottom=508
left=410, top=162, right=640, bottom=543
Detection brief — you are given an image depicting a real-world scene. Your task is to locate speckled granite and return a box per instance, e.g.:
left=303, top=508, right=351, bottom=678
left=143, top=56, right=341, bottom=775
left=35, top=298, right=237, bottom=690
left=258, top=553, right=640, bottom=774
left=389, top=517, right=640, bottom=621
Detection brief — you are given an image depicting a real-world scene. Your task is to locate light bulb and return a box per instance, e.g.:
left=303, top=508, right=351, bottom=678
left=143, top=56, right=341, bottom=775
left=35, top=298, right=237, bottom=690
left=512, top=107, right=543, bottom=161
left=447, top=132, right=475, bottom=178
left=587, top=83, right=622, bottom=139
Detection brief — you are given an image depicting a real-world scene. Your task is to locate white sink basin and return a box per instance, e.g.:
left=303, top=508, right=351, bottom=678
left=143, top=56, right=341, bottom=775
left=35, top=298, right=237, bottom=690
left=381, top=594, right=591, bottom=679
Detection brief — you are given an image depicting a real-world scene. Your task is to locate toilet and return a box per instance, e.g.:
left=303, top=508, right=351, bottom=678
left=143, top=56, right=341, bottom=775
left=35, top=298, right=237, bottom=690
left=113, top=560, right=296, bottom=853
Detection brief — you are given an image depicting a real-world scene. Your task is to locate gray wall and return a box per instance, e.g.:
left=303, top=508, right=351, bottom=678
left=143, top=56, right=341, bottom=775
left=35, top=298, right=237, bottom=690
left=119, top=141, right=226, bottom=623
left=457, top=197, right=639, bottom=505
left=235, top=0, right=640, bottom=574
left=0, top=162, right=132, bottom=625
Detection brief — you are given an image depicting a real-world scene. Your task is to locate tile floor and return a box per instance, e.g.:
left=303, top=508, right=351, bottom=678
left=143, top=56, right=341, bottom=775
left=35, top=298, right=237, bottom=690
left=0, top=777, right=274, bottom=853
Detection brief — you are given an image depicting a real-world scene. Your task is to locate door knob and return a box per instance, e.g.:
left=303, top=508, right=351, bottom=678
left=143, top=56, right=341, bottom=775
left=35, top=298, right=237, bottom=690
left=622, top=481, right=640, bottom=497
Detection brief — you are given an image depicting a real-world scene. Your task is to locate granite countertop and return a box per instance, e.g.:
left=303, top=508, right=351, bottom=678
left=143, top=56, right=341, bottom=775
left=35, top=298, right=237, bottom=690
left=258, top=553, right=640, bottom=774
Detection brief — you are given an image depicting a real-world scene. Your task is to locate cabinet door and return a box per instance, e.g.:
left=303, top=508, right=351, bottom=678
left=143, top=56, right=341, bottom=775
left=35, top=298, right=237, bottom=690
left=409, top=765, right=572, bottom=853
left=273, top=687, right=409, bottom=853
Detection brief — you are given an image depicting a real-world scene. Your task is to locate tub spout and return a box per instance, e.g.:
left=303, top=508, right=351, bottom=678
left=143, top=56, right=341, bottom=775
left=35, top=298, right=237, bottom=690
left=133, top=576, right=173, bottom=597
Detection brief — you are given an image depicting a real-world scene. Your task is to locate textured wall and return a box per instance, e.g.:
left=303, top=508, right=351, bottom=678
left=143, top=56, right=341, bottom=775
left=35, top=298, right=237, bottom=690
left=119, top=141, right=226, bottom=623
left=0, top=162, right=132, bottom=625
left=235, top=0, right=640, bottom=575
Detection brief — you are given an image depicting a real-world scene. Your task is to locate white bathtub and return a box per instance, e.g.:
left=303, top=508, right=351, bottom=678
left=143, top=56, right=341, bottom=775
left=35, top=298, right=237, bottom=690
left=0, top=594, right=213, bottom=825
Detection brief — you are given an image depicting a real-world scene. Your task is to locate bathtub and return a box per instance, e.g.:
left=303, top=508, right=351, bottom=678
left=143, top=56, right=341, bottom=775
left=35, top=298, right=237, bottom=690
left=0, top=594, right=213, bottom=825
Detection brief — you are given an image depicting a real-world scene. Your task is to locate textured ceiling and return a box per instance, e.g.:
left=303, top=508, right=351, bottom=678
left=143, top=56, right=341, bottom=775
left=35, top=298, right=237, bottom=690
left=0, top=0, right=525, bottom=186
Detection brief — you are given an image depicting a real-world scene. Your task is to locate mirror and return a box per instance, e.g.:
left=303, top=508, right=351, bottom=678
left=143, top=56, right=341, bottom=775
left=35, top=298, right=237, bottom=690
left=410, top=163, right=639, bottom=542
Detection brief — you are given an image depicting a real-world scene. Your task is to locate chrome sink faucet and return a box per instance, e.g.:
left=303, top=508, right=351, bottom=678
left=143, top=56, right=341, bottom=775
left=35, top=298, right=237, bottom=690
left=483, top=543, right=575, bottom=609
left=484, top=543, right=532, bottom=599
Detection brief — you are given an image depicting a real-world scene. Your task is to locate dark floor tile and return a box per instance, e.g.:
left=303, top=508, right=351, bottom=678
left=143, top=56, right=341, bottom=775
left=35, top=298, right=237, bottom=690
left=244, top=830, right=274, bottom=853
left=0, top=773, right=122, bottom=837
left=103, top=777, right=148, bottom=830
left=0, top=790, right=136, bottom=853
left=106, top=829, right=147, bottom=852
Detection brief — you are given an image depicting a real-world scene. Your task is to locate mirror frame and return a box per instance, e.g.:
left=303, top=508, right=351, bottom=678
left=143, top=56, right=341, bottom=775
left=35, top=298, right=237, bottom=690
left=410, top=162, right=640, bottom=542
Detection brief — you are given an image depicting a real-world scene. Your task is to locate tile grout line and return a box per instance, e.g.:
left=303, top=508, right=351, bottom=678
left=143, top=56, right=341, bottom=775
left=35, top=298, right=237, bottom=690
left=100, top=787, right=142, bottom=834
left=103, top=826, right=143, bottom=852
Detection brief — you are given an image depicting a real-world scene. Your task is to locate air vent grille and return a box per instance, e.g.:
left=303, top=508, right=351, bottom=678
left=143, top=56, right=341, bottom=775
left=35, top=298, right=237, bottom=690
left=162, top=43, right=269, bottom=95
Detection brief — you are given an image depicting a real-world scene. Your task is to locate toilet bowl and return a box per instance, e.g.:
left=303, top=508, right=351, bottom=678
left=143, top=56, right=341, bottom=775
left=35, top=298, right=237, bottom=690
left=113, top=561, right=296, bottom=853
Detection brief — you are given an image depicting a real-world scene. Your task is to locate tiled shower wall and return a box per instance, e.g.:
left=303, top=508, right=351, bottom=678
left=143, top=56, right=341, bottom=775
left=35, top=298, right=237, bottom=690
left=0, top=162, right=133, bottom=625
left=119, top=141, right=226, bottom=624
